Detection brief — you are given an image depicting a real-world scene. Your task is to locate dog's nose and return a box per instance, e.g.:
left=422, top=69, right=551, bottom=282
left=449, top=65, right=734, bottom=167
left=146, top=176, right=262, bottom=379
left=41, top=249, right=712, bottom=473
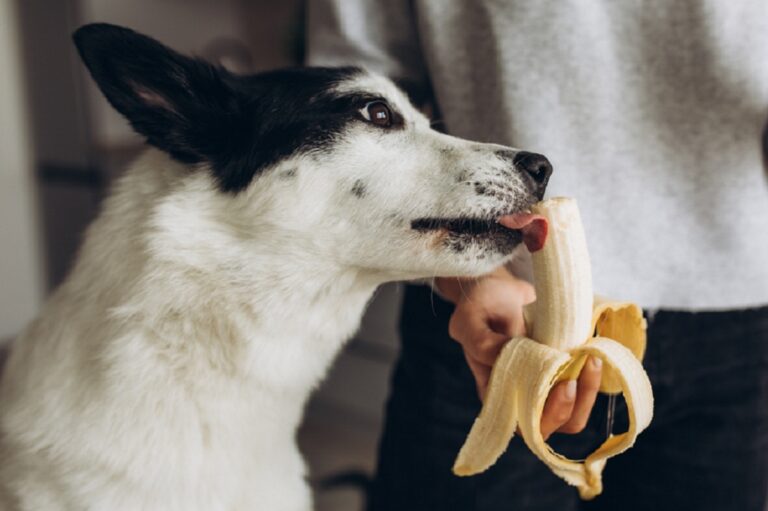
left=513, top=151, right=553, bottom=185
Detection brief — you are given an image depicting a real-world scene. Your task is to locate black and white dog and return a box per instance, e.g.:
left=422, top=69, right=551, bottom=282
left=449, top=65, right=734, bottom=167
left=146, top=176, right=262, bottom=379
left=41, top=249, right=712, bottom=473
left=0, top=23, right=551, bottom=511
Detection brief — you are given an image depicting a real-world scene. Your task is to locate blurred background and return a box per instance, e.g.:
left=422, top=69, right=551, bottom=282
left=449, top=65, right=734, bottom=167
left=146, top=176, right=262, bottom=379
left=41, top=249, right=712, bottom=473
left=0, top=1, right=402, bottom=509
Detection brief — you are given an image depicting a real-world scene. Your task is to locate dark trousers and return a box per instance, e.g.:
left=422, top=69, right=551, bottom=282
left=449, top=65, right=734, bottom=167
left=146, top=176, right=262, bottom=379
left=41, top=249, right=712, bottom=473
left=369, top=285, right=768, bottom=511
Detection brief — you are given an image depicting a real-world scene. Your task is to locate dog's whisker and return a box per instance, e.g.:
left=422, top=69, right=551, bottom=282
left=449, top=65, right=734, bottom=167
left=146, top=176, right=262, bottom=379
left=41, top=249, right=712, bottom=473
left=6, top=21, right=554, bottom=509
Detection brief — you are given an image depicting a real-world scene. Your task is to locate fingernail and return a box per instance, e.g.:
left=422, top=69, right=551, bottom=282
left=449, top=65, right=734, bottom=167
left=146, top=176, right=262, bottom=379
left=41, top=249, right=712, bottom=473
left=565, top=380, right=577, bottom=400
left=591, top=357, right=603, bottom=370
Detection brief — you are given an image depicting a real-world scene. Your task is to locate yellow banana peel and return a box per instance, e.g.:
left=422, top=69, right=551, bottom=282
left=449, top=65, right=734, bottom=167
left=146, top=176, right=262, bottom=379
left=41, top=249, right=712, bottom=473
left=453, top=197, right=654, bottom=500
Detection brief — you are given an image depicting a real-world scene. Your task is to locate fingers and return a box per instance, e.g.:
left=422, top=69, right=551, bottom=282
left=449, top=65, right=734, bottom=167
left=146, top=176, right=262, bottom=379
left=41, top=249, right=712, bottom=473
left=558, top=356, right=603, bottom=434
left=540, top=379, right=577, bottom=440
left=449, top=304, right=509, bottom=400
left=516, top=280, right=537, bottom=305
left=487, top=308, right=526, bottom=338
left=463, top=351, right=491, bottom=401
left=449, top=311, right=509, bottom=366
left=446, top=273, right=535, bottom=401
left=541, top=356, right=604, bottom=439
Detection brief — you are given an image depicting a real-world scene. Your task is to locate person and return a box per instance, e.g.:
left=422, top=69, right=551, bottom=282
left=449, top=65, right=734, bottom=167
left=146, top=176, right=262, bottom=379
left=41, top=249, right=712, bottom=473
left=306, top=2, right=768, bottom=510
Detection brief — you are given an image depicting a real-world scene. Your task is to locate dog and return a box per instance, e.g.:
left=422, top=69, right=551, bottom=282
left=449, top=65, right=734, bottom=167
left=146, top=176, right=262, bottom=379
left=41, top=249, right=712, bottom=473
left=0, top=23, right=551, bottom=511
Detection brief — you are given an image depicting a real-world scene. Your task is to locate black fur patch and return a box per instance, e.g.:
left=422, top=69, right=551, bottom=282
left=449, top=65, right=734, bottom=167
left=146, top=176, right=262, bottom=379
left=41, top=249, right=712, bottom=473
left=411, top=216, right=523, bottom=253
left=73, top=23, right=389, bottom=193
left=494, top=149, right=517, bottom=164
left=351, top=180, right=367, bottom=198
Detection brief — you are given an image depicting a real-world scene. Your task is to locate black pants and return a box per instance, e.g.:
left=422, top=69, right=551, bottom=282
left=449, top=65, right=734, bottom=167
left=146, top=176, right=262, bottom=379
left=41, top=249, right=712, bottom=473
left=369, top=285, right=768, bottom=511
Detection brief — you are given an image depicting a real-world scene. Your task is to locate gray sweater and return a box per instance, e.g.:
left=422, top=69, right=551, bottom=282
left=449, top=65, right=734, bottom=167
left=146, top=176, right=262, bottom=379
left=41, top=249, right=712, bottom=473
left=306, top=0, right=768, bottom=310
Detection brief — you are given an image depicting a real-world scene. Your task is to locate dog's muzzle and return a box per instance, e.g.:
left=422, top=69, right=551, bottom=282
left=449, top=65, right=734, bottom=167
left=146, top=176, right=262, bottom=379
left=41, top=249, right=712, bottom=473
left=498, top=150, right=553, bottom=198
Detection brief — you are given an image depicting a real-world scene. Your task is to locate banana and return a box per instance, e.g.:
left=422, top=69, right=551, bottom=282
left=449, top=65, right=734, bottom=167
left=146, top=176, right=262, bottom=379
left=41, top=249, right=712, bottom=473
left=452, top=197, right=654, bottom=499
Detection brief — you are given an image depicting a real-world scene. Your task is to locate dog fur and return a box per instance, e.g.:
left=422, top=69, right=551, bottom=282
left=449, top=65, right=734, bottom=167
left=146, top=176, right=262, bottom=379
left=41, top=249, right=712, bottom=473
left=0, top=24, right=550, bottom=510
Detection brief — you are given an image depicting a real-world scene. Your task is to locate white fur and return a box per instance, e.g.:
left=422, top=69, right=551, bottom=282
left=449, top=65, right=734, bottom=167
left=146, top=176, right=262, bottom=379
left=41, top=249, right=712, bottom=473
left=0, top=73, right=533, bottom=510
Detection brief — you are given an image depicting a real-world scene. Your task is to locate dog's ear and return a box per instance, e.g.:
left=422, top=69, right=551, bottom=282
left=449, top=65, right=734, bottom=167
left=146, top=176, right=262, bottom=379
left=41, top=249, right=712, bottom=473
left=73, top=23, right=246, bottom=174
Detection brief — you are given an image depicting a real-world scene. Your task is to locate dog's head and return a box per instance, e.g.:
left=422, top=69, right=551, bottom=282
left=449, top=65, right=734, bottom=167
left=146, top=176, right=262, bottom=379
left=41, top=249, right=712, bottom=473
left=74, top=24, right=551, bottom=281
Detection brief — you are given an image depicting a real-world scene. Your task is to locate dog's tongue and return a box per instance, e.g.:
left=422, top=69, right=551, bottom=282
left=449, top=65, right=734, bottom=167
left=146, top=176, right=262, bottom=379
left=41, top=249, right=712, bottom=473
left=497, top=213, right=548, bottom=252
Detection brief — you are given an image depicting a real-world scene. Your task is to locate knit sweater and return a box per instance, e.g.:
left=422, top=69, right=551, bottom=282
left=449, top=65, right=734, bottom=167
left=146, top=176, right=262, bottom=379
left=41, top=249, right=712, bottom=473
left=306, top=0, right=768, bottom=310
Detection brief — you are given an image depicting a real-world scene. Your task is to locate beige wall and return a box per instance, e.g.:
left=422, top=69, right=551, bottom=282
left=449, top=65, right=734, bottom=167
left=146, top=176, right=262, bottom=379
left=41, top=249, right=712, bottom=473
left=0, top=0, right=44, bottom=340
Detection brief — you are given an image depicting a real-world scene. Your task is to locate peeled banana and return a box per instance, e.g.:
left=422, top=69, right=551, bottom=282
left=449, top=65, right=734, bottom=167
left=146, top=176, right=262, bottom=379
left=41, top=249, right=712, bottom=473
left=453, top=197, right=654, bottom=499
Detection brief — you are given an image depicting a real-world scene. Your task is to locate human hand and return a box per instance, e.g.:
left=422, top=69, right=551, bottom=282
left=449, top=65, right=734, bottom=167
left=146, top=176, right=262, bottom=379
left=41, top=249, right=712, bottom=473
left=437, top=268, right=603, bottom=440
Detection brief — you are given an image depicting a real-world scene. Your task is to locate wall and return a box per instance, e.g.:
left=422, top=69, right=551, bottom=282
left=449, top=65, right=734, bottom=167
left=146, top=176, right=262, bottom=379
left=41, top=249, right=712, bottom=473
left=0, top=0, right=45, bottom=341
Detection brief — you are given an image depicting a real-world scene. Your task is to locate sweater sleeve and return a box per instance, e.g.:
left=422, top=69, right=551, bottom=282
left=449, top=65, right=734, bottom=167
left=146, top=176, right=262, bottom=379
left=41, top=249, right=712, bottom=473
left=305, top=0, right=432, bottom=104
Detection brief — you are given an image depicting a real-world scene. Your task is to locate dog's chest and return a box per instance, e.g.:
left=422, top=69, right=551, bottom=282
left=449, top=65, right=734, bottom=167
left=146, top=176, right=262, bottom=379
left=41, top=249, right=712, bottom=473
left=241, top=286, right=374, bottom=391
left=123, top=288, right=374, bottom=507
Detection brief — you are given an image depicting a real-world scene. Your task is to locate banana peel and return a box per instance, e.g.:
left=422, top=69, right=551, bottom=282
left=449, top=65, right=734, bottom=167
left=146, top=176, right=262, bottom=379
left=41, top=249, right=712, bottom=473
left=452, top=197, right=654, bottom=500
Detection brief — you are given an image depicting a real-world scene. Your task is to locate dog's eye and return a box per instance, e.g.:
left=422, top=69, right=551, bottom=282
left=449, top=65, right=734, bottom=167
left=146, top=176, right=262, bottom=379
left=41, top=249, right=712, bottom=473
left=362, top=101, right=393, bottom=128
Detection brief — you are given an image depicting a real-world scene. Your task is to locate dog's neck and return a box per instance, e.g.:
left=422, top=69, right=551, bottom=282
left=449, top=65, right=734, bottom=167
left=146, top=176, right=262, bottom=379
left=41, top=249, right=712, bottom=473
left=82, top=151, right=384, bottom=400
